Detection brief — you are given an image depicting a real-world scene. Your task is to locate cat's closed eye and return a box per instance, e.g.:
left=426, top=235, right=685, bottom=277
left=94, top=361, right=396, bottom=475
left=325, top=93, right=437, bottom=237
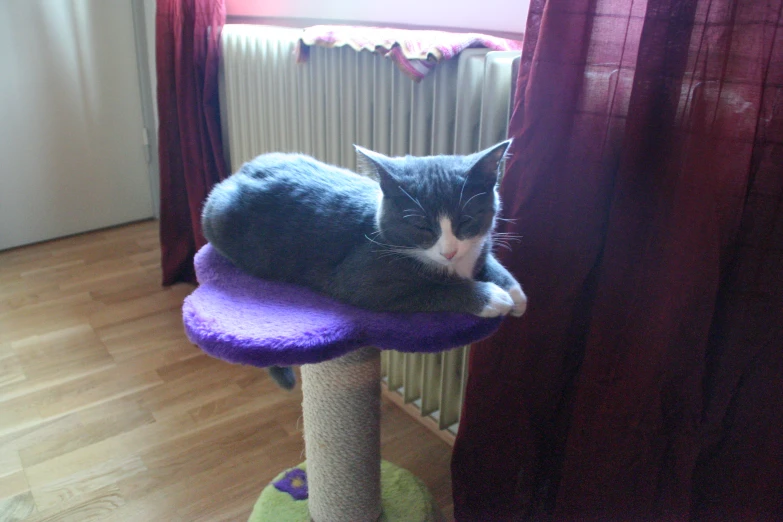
left=405, top=216, right=432, bottom=231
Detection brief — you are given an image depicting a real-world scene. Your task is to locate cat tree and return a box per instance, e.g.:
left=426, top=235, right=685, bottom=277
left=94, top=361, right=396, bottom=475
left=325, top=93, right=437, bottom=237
left=183, top=245, right=503, bottom=521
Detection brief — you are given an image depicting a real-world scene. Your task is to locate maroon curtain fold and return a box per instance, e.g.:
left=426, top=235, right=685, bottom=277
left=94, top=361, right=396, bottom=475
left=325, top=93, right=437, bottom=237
left=452, top=0, right=783, bottom=520
left=157, top=0, right=227, bottom=285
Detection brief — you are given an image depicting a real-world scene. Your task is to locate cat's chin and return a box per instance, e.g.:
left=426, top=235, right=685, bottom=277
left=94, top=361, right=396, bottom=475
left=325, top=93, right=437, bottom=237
left=409, top=250, right=455, bottom=272
left=412, top=250, right=447, bottom=267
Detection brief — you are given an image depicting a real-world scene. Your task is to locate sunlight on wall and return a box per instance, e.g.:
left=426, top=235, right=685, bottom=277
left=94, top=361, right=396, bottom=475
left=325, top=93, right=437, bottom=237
left=226, top=0, right=528, bottom=35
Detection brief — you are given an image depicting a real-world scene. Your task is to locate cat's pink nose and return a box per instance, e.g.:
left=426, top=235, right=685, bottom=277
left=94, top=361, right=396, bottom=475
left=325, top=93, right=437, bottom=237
left=443, top=250, right=457, bottom=261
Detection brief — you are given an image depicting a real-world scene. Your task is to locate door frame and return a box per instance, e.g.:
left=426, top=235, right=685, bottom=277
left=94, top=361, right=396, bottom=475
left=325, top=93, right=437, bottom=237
left=131, top=0, right=160, bottom=218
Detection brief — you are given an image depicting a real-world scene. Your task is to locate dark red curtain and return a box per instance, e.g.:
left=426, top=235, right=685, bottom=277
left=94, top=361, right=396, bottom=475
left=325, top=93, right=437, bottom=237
left=157, top=0, right=227, bottom=285
left=452, top=0, right=783, bottom=520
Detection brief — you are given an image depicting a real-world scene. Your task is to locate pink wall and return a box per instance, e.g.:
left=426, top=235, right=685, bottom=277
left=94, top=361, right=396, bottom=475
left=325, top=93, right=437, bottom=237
left=226, top=0, right=528, bottom=36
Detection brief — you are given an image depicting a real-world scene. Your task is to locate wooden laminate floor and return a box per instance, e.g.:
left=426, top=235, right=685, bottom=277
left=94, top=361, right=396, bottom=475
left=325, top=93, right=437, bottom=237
left=0, top=220, right=454, bottom=521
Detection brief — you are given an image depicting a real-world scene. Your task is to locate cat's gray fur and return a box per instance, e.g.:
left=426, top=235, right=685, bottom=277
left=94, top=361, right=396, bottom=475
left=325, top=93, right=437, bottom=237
left=202, top=142, right=526, bottom=389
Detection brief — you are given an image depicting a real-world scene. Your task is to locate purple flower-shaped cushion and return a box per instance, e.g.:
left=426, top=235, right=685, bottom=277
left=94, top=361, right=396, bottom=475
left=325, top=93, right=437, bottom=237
left=182, top=244, right=503, bottom=367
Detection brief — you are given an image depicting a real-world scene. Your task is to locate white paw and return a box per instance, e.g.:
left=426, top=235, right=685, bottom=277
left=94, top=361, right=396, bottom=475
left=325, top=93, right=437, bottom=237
left=478, top=283, right=514, bottom=318
left=508, top=285, right=528, bottom=317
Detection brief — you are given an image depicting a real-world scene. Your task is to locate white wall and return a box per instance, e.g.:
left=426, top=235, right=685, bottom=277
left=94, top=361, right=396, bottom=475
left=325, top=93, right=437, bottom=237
left=0, top=1, right=154, bottom=250
left=226, top=0, right=528, bottom=36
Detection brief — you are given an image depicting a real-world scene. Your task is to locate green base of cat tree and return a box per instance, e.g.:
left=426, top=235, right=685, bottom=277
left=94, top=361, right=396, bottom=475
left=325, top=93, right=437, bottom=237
left=248, top=461, right=444, bottom=522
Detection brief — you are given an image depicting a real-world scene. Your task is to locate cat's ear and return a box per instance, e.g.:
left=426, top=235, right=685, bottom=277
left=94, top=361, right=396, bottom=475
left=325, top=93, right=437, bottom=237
left=354, top=145, right=396, bottom=193
left=469, top=139, right=513, bottom=186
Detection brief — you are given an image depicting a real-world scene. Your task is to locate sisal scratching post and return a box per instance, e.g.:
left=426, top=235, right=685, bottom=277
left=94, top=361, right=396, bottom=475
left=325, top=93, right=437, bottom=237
left=183, top=245, right=504, bottom=522
left=301, top=347, right=381, bottom=522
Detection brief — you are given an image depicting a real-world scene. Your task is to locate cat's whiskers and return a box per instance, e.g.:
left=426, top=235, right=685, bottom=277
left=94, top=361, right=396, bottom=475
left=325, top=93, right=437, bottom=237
left=373, top=243, right=458, bottom=281
left=457, top=172, right=471, bottom=209
left=374, top=245, right=428, bottom=266
left=364, top=234, right=417, bottom=251
left=375, top=250, right=412, bottom=262
left=402, top=208, right=425, bottom=218
left=493, top=232, right=522, bottom=241
left=461, top=191, right=487, bottom=211
left=492, top=236, right=522, bottom=251
left=398, top=186, right=426, bottom=213
left=492, top=231, right=520, bottom=251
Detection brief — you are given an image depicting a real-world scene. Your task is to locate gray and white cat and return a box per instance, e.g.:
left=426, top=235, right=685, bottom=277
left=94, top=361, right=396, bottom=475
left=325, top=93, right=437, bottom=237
left=202, top=141, right=526, bottom=389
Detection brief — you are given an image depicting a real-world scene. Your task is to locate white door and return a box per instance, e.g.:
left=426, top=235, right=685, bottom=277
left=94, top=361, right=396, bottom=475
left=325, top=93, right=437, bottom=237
left=0, top=1, right=154, bottom=251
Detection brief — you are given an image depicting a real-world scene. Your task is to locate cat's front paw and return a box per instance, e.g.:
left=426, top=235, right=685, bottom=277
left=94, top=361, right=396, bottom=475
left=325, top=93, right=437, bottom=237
left=507, top=284, right=528, bottom=317
left=478, top=282, right=514, bottom=318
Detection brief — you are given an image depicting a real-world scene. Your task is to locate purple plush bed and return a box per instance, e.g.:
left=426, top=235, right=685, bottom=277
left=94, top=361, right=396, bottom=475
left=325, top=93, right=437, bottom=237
left=182, top=244, right=503, bottom=367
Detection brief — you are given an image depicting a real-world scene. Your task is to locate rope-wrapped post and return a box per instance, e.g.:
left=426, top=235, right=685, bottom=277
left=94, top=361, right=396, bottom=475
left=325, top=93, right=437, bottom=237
left=183, top=246, right=504, bottom=521
left=301, top=347, right=382, bottom=522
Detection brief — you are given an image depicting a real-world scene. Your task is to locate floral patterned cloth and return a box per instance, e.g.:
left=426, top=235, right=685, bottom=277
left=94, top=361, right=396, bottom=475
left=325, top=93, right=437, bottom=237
left=296, top=25, right=523, bottom=81
left=273, top=468, right=309, bottom=501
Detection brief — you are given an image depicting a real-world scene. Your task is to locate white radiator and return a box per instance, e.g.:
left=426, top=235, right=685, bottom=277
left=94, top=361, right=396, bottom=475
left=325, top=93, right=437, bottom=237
left=220, top=24, right=520, bottom=438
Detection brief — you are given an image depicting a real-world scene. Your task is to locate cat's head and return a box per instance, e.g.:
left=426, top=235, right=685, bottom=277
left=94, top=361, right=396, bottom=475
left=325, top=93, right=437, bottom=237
left=355, top=140, right=511, bottom=276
